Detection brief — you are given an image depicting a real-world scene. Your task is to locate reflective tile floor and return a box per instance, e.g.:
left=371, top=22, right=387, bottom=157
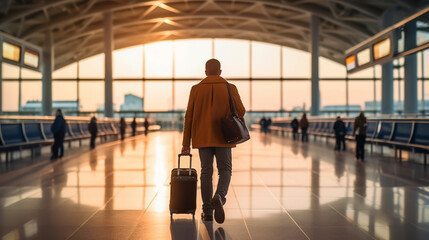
left=1, top=131, right=429, bottom=240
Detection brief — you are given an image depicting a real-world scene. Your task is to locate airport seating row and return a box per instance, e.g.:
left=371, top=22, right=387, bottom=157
left=0, top=119, right=160, bottom=162
left=263, top=118, right=429, bottom=165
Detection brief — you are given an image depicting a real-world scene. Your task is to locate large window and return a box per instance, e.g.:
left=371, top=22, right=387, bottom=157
left=114, top=46, right=143, bottom=79
left=114, top=81, right=143, bottom=111
left=251, top=42, right=280, bottom=78
left=145, top=81, right=172, bottom=111
left=320, top=58, right=346, bottom=78
left=79, top=54, right=104, bottom=79
left=348, top=81, right=375, bottom=112
left=79, top=81, right=104, bottom=112
left=53, top=63, right=77, bottom=79
left=282, top=47, right=310, bottom=78
left=174, top=81, right=198, bottom=111
left=145, top=41, right=173, bottom=78
left=53, top=81, right=77, bottom=101
left=21, top=81, right=42, bottom=111
left=2, top=81, right=19, bottom=111
left=320, top=81, right=346, bottom=110
left=251, top=81, right=281, bottom=110
left=214, top=39, right=250, bottom=78
left=2, top=62, right=19, bottom=79
left=2, top=38, right=424, bottom=117
left=174, top=39, right=211, bottom=78
left=282, top=81, right=310, bottom=111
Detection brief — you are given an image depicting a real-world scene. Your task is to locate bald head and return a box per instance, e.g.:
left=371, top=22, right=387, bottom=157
left=205, top=58, right=222, bottom=76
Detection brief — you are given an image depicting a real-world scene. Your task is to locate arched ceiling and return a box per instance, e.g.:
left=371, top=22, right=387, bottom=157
left=0, top=0, right=426, bottom=70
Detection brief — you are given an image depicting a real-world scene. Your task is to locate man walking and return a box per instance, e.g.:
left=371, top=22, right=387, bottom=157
left=51, top=109, right=66, bottom=161
left=353, top=112, right=367, bottom=161
left=131, top=117, right=137, bottom=136
left=333, top=116, right=346, bottom=151
left=291, top=118, right=299, bottom=140
left=88, top=116, right=98, bottom=149
left=299, top=113, right=309, bottom=142
left=181, top=59, right=245, bottom=223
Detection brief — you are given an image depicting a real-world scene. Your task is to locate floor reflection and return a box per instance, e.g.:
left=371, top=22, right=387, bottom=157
left=0, top=131, right=429, bottom=239
left=170, top=218, right=197, bottom=240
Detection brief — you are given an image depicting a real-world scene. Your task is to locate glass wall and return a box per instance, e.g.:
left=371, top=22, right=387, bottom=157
left=1, top=63, right=42, bottom=113
left=2, top=39, right=428, bottom=116
left=282, top=81, right=310, bottom=111
left=320, top=81, right=346, bottom=112
left=251, top=81, right=281, bottom=110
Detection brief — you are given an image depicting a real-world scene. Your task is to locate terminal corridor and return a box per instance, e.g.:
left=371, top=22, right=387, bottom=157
left=1, top=131, right=428, bottom=240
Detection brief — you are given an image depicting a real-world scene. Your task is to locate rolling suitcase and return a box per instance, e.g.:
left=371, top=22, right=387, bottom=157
left=169, top=154, right=198, bottom=218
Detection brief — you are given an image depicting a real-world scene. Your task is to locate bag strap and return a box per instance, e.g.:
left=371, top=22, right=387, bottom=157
left=225, top=82, right=238, bottom=116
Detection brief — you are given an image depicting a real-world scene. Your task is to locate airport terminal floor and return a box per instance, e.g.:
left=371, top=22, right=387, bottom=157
left=1, top=131, right=429, bottom=240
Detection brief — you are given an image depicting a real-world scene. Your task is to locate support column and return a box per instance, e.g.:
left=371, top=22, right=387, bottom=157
left=104, top=12, right=114, bottom=118
left=404, top=21, right=418, bottom=114
left=42, top=31, right=54, bottom=116
left=310, top=15, right=320, bottom=116
left=381, top=9, right=395, bottom=114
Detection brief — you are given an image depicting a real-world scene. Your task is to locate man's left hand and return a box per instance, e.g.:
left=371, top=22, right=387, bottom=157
left=181, top=146, right=190, bottom=155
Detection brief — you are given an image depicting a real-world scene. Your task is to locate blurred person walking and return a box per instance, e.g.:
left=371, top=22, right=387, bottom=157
left=144, top=118, right=150, bottom=136
left=181, top=59, right=245, bottom=224
left=333, top=116, right=346, bottom=151
left=259, top=117, right=267, bottom=133
left=51, top=109, right=66, bottom=161
left=88, top=116, right=98, bottom=149
left=131, top=117, right=137, bottom=136
left=291, top=118, right=299, bottom=140
left=266, top=118, right=272, bottom=133
left=120, top=118, right=126, bottom=140
left=299, top=113, right=309, bottom=142
left=353, top=112, right=367, bottom=162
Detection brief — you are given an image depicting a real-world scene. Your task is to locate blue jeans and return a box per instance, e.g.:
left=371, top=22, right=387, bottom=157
left=198, top=147, right=232, bottom=215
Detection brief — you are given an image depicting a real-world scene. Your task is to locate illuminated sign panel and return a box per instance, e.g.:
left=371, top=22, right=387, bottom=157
left=417, top=21, right=429, bottom=46
left=357, top=48, right=370, bottom=66
left=2, top=41, right=21, bottom=62
left=24, top=49, right=39, bottom=68
left=346, top=8, right=428, bottom=74
left=373, top=37, right=391, bottom=60
left=346, top=55, right=356, bottom=71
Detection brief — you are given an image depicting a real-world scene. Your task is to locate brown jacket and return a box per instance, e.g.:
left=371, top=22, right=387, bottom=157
left=353, top=115, right=367, bottom=135
left=299, top=118, right=309, bottom=129
left=183, top=75, right=246, bottom=148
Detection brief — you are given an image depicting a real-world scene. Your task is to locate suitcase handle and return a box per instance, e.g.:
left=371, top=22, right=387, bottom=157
left=178, top=154, right=192, bottom=176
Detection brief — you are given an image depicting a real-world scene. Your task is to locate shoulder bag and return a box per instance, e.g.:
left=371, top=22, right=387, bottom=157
left=221, top=82, right=250, bottom=144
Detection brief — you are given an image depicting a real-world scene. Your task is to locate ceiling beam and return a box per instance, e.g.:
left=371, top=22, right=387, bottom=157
left=17, top=0, right=377, bottom=41
left=52, top=14, right=356, bottom=49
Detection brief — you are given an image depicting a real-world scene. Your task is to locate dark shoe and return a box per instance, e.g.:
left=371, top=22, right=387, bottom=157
left=201, top=213, right=213, bottom=221
left=211, top=194, right=225, bottom=224
left=50, top=156, right=57, bottom=161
